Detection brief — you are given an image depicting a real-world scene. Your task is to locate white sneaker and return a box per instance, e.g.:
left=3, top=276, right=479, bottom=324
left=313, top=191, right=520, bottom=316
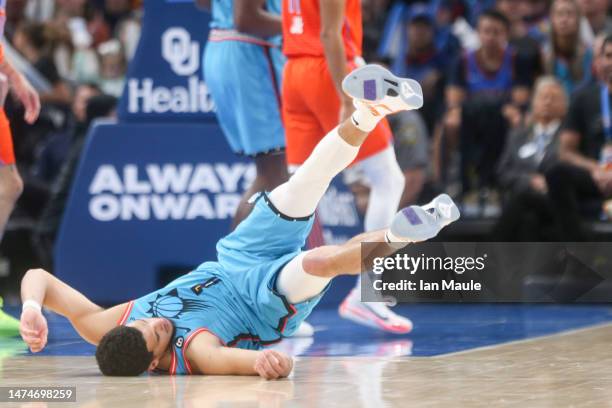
left=342, top=64, right=424, bottom=115
left=339, top=289, right=413, bottom=334
left=386, top=194, right=460, bottom=243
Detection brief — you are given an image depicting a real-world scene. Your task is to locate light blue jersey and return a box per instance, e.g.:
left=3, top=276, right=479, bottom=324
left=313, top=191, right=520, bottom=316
left=119, top=193, right=328, bottom=375
left=209, top=0, right=282, bottom=45
left=204, top=0, right=285, bottom=156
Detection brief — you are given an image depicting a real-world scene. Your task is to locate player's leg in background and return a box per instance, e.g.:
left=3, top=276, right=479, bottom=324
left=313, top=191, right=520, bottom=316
left=203, top=40, right=288, bottom=229
left=231, top=152, right=288, bottom=230
left=0, top=165, right=23, bottom=243
left=230, top=45, right=290, bottom=228
left=0, top=116, right=23, bottom=333
left=0, top=110, right=21, bottom=240
left=341, top=143, right=410, bottom=328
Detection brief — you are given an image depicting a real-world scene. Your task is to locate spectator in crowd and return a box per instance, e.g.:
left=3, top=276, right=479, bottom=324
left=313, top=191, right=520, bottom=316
left=32, top=83, right=101, bottom=185
left=33, top=93, right=117, bottom=267
left=592, top=33, right=607, bottom=82
left=577, top=0, right=612, bottom=47
left=434, top=9, right=537, bottom=192
left=362, top=0, right=391, bottom=63
left=391, top=5, right=447, bottom=133
left=544, top=0, right=594, bottom=96
left=431, top=0, right=463, bottom=59
left=390, top=111, right=429, bottom=208
left=545, top=35, right=612, bottom=241
left=492, top=77, right=567, bottom=241
left=96, top=39, right=125, bottom=97
left=521, top=0, right=552, bottom=43
left=496, top=0, right=542, bottom=56
left=12, top=22, right=72, bottom=106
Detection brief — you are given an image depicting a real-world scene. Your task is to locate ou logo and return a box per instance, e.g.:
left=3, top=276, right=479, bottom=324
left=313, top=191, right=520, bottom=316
left=162, top=27, right=199, bottom=76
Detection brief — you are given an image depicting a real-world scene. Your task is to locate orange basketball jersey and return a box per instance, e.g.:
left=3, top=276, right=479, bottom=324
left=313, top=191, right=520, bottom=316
left=282, top=0, right=363, bottom=60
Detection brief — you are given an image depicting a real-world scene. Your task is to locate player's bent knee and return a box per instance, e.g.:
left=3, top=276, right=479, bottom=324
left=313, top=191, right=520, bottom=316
left=302, top=248, right=339, bottom=278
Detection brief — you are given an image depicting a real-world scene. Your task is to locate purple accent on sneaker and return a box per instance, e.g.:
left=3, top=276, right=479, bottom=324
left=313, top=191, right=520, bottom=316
left=364, top=80, right=376, bottom=100
left=402, top=207, right=423, bottom=225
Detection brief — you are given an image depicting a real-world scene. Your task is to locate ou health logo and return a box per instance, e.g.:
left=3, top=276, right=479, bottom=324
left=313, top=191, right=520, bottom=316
left=162, top=27, right=199, bottom=76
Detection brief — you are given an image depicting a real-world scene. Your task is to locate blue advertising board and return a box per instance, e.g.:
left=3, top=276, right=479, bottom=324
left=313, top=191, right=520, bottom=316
left=55, top=0, right=363, bottom=304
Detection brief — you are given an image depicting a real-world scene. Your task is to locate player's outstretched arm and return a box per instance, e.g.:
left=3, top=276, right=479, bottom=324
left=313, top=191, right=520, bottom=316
left=20, top=268, right=127, bottom=351
left=187, top=332, right=293, bottom=379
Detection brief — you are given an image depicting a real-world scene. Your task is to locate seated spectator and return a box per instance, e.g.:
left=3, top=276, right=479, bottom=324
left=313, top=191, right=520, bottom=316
left=390, top=111, right=429, bottom=208
left=543, top=0, right=593, bottom=96
left=377, top=1, right=461, bottom=70
left=496, top=0, right=543, bottom=59
left=524, top=0, right=551, bottom=41
left=577, top=0, right=612, bottom=48
left=362, top=0, right=392, bottom=63
left=391, top=5, right=447, bottom=133
left=492, top=77, right=567, bottom=241
left=16, top=82, right=102, bottom=222
left=433, top=9, right=538, bottom=191
left=33, top=93, right=118, bottom=267
left=32, top=83, right=101, bottom=185
left=545, top=35, right=612, bottom=241
left=96, top=39, right=126, bottom=97
left=432, top=0, right=463, bottom=60
left=591, top=33, right=607, bottom=82
left=12, top=22, right=72, bottom=106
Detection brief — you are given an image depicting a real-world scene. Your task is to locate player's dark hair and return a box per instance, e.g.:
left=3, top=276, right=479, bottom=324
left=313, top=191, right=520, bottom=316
left=479, top=9, right=511, bottom=32
left=602, top=34, right=612, bottom=55
left=95, top=326, right=153, bottom=376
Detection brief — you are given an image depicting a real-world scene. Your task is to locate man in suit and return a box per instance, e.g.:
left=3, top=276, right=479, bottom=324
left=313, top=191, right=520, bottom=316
left=492, top=76, right=567, bottom=241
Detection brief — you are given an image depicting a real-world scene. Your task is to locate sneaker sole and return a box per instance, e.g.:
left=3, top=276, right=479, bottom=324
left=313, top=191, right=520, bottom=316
left=341, top=64, right=423, bottom=108
left=338, top=302, right=413, bottom=334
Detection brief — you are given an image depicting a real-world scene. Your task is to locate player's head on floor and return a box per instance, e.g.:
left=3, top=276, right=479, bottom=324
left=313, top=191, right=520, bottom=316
left=95, top=317, right=174, bottom=376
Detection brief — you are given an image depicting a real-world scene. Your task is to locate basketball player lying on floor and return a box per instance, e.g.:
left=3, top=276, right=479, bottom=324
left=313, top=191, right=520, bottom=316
left=19, top=65, right=459, bottom=379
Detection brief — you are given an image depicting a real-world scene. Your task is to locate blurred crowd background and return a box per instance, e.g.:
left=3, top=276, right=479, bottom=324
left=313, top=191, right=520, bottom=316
left=3, top=0, right=612, bottom=281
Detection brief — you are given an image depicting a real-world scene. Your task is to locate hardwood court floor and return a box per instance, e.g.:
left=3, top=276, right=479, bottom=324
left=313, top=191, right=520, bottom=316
left=2, top=323, right=612, bottom=407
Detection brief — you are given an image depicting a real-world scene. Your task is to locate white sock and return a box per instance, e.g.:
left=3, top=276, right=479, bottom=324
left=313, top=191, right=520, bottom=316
left=351, top=101, right=383, bottom=132
left=269, top=126, right=359, bottom=218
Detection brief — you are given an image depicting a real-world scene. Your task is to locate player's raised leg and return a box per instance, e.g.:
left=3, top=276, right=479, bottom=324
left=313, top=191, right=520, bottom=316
left=269, top=64, right=424, bottom=219
left=273, top=65, right=455, bottom=315
left=276, top=193, right=460, bottom=305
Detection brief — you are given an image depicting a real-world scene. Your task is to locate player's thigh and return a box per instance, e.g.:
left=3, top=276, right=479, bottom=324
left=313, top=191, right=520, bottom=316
left=216, top=193, right=315, bottom=270
left=282, top=59, right=325, bottom=166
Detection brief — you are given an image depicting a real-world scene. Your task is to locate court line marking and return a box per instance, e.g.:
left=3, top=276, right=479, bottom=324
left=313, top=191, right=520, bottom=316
left=429, top=321, right=612, bottom=359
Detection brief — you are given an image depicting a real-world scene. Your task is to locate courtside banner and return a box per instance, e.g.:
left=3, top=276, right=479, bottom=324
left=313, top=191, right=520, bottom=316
left=360, top=242, right=612, bottom=302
